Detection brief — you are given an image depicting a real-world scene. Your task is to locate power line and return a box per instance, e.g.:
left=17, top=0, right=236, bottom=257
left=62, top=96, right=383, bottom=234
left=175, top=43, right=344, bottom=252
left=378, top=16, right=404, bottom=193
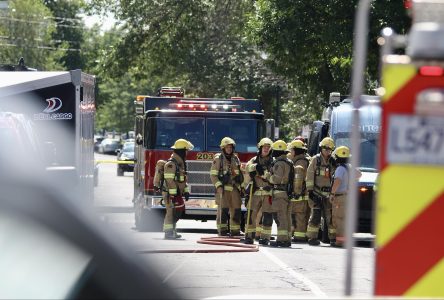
left=0, top=43, right=81, bottom=52
left=0, top=35, right=83, bottom=45
left=0, top=16, right=86, bottom=29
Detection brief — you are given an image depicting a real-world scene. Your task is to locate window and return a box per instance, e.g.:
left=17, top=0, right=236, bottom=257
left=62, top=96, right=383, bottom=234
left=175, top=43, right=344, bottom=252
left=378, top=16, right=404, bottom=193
left=207, top=119, right=258, bottom=152
left=154, top=118, right=205, bottom=151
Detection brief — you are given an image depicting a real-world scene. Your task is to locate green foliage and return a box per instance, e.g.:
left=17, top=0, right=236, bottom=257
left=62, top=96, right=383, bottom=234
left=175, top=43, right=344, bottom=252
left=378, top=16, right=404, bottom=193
left=43, top=0, right=86, bottom=70
left=0, top=0, right=67, bottom=70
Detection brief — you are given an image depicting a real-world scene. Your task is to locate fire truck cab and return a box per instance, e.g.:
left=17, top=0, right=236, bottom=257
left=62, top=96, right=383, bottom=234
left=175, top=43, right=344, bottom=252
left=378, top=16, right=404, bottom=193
left=133, top=87, right=273, bottom=231
left=307, top=92, right=380, bottom=234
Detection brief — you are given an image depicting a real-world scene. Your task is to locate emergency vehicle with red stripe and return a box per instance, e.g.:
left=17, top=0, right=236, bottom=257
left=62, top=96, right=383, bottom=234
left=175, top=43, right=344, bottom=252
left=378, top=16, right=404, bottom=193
left=133, top=87, right=274, bottom=231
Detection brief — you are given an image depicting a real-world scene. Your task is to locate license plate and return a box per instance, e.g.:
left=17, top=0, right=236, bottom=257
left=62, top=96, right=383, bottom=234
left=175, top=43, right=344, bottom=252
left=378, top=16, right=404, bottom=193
left=387, top=115, right=444, bottom=165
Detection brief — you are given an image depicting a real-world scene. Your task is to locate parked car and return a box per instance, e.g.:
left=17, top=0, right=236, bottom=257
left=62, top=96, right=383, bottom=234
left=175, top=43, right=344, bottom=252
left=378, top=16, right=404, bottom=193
left=116, top=141, right=135, bottom=176
left=97, top=138, right=121, bottom=154
left=94, top=135, right=104, bottom=152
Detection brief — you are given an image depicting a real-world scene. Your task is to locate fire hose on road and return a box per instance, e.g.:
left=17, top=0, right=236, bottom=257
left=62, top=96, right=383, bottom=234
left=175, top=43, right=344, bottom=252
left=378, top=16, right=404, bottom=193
left=138, top=236, right=259, bottom=254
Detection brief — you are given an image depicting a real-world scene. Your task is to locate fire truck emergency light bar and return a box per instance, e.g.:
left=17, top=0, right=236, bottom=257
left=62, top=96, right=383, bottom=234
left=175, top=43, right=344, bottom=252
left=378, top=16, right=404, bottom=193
left=137, top=96, right=263, bottom=113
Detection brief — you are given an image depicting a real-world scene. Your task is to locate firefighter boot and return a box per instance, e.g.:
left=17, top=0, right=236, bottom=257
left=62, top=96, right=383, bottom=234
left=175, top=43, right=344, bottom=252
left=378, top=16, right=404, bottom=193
left=259, top=238, right=269, bottom=246
left=164, top=232, right=176, bottom=240
left=270, top=241, right=291, bottom=248
left=308, top=238, right=320, bottom=246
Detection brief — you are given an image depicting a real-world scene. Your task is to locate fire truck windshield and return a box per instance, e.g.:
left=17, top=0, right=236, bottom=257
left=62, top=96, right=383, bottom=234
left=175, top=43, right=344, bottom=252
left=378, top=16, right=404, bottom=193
left=334, top=133, right=378, bottom=171
left=153, top=117, right=259, bottom=152
left=207, top=118, right=258, bottom=152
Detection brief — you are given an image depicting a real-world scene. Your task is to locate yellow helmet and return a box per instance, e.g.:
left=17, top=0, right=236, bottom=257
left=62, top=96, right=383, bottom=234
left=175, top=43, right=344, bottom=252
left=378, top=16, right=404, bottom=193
left=271, top=140, right=288, bottom=151
left=333, top=146, right=351, bottom=158
left=319, top=137, right=335, bottom=149
left=287, top=139, right=307, bottom=151
left=220, top=137, right=236, bottom=149
left=171, top=139, right=194, bottom=150
left=257, top=137, right=273, bottom=148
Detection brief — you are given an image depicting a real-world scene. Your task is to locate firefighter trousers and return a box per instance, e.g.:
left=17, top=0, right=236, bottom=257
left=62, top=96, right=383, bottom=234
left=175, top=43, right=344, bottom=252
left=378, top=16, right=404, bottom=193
left=217, top=188, right=242, bottom=235
left=163, top=193, right=181, bottom=233
left=245, top=194, right=265, bottom=239
left=306, top=195, right=335, bottom=240
left=291, top=200, right=310, bottom=241
left=331, top=194, right=346, bottom=245
left=260, top=194, right=274, bottom=241
left=271, top=191, right=290, bottom=242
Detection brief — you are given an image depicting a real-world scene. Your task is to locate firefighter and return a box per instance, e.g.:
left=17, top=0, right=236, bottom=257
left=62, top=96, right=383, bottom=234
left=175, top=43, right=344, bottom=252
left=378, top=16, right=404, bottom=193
left=260, top=140, right=293, bottom=247
left=163, top=138, right=193, bottom=239
left=210, top=137, right=243, bottom=236
left=287, top=139, right=311, bottom=243
left=305, top=137, right=336, bottom=246
left=329, top=146, right=361, bottom=247
left=242, top=137, right=273, bottom=244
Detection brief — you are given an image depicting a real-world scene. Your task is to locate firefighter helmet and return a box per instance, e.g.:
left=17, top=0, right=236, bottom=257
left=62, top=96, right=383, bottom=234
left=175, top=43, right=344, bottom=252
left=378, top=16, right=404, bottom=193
left=319, top=137, right=335, bottom=149
left=220, top=137, right=236, bottom=149
left=333, top=146, right=350, bottom=158
left=287, top=139, right=307, bottom=151
left=257, top=137, right=273, bottom=148
left=271, top=140, right=288, bottom=151
left=171, top=139, right=194, bottom=150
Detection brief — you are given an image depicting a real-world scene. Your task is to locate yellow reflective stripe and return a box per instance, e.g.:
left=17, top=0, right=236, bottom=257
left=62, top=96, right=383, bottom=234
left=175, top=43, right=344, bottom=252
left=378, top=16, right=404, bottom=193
left=163, top=224, right=173, bottom=230
left=307, top=225, right=319, bottom=233
left=262, top=229, right=272, bottom=235
left=219, top=224, right=228, bottom=229
left=381, top=64, right=416, bottom=102
left=180, top=176, right=185, bottom=181
left=230, top=225, right=240, bottom=230
left=210, top=170, right=219, bottom=175
left=328, top=228, right=336, bottom=234
left=168, top=189, right=177, bottom=195
left=293, top=232, right=306, bottom=238
left=273, top=190, right=287, bottom=194
left=277, top=230, right=288, bottom=236
left=319, top=170, right=325, bottom=176
left=256, top=227, right=262, bottom=233
left=246, top=228, right=255, bottom=233
left=215, top=181, right=222, bottom=188
left=306, top=181, right=314, bottom=188
left=184, top=186, right=189, bottom=193
left=291, top=198, right=305, bottom=202
left=224, top=185, right=233, bottom=191
left=405, top=258, right=444, bottom=297
left=254, top=190, right=271, bottom=196
left=164, top=174, right=175, bottom=179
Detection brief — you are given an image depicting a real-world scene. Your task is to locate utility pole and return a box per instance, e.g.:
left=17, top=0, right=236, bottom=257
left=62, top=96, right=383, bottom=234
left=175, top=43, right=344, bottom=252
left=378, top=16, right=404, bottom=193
left=274, top=85, right=280, bottom=139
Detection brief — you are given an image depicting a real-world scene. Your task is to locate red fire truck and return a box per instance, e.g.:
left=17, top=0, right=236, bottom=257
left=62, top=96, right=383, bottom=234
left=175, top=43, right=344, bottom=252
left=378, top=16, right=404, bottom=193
left=133, top=87, right=273, bottom=231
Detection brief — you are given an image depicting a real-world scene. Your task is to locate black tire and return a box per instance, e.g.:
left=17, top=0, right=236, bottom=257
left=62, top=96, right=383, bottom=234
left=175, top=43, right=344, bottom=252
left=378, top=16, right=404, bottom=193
left=117, top=166, right=124, bottom=176
left=135, top=205, right=164, bottom=232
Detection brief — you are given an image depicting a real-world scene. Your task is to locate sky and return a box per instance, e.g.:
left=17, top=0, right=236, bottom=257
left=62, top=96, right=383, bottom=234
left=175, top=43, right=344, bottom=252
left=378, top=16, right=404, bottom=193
left=82, top=13, right=117, bottom=31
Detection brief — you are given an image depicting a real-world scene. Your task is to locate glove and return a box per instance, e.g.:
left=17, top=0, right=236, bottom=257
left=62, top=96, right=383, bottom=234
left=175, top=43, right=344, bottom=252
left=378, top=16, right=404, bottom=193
left=184, top=192, right=190, bottom=201
left=256, top=164, right=264, bottom=176
left=263, top=185, right=272, bottom=192
left=234, top=174, right=242, bottom=184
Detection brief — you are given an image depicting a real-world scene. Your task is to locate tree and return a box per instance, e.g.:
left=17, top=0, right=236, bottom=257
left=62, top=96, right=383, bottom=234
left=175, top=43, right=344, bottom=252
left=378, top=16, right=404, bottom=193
left=249, top=0, right=410, bottom=136
left=44, top=0, right=86, bottom=70
left=0, top=0, right=65, bottom=70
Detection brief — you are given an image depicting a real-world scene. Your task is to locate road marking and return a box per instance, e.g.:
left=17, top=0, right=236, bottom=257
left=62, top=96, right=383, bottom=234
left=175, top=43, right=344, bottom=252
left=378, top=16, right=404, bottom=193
left=260, top=247, right=327, bottom=298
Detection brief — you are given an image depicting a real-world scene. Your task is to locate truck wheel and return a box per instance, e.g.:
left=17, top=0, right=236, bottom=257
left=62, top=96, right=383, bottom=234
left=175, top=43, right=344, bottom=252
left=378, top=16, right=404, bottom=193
left=117, top=167, right=124, bottom=176
left=135, top=205, right=164, bottom=232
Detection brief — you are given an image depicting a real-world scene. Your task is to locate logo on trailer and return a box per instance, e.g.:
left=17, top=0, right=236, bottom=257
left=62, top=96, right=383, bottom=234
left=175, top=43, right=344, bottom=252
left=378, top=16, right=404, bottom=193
left=43, top=97, right=62, bottom=113
left=34, top=97, right=72, bottom=121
